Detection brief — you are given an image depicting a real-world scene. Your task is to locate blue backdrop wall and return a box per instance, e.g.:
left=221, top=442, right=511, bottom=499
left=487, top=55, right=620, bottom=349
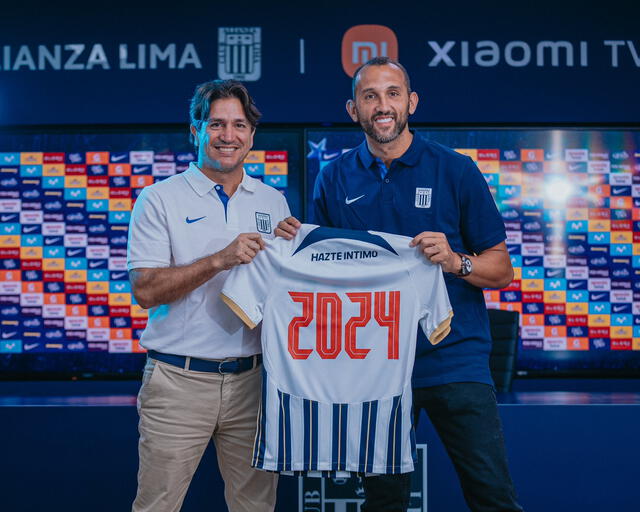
left=1, top=1, right=639, bottom=126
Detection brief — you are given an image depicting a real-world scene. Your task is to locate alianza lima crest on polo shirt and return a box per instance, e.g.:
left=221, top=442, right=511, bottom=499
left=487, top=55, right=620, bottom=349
left=255, top=212, right=272, bottom=233
left=414, top=187, right=432, bottom=208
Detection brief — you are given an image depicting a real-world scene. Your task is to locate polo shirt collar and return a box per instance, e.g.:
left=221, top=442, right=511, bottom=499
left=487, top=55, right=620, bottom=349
left=357, top=130, right=425, bottom=169
left=183, top=162, right=255, bottom=196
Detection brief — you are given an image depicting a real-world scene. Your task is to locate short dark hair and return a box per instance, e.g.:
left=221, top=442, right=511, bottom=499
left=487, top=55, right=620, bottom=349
left=351, top=57, right=412, bottom=99
left=189, top=79, right=261, bottom=143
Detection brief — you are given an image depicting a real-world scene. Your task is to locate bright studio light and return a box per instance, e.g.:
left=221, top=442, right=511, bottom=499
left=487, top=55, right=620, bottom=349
left=544, top=177, right=573, bottom=204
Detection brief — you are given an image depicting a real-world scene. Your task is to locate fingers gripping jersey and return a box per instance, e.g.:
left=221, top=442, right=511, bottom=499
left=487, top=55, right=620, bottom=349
left=221, top=224, right=453, bottom=474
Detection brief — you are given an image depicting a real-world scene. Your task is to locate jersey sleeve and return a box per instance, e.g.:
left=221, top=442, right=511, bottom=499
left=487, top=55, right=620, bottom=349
left=459, top=157, right=506, bottom=254
left=414, top=262, right=453, bottom=345
left=127, top=186, right=171, bottom=271
left=220, top=242, right=281, bottom=329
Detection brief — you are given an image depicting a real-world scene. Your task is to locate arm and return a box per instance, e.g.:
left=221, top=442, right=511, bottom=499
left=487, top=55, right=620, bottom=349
left=411, top=234, right=513, bottom=289
left=130, top=233, right=265, bottom=309
left=460, top=241, right=513, bottom=289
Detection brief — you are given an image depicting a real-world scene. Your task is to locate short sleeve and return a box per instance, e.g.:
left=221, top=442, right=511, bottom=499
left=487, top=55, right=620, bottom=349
left=220, top=242, right=282, bottom=329
left=127, top=187, right=172, bottom=270
left=415, top=263, right=453, bottom=345
left=278, top=192, right=292, bottom=226
left=459, top=157, right=506, bottom=254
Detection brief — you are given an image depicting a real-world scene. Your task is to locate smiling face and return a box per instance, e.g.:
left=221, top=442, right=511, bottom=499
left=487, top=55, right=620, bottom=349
left=190, top=97, right=254, bottom=175
left=347, top=63, right=418, bottom=145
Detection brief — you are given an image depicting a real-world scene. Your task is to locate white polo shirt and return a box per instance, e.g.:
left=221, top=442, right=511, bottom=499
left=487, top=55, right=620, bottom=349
left=127, top=162, right=290, bottom=359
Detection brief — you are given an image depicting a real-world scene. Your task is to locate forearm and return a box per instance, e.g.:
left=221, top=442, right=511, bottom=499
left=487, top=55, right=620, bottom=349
left=457, top=247, right=514, bottom=289
left=130, top=255, right=221, bottom=309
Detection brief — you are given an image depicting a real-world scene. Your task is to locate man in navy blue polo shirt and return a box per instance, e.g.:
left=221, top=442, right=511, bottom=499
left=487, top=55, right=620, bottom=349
left=277, top=57, right=523, bottom=512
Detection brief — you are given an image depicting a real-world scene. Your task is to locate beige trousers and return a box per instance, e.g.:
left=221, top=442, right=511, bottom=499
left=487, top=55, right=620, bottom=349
left=132, top=357, right=278, bottom=512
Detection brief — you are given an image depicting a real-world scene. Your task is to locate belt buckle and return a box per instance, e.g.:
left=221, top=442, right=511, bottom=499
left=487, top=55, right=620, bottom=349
left=217, top=360, right=236, bottom=374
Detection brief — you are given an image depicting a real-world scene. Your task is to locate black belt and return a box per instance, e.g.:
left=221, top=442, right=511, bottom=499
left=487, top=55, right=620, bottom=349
left=148, top=350, right=261, bottom=374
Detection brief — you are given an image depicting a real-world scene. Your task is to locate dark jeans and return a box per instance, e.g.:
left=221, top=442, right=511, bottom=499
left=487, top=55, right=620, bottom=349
left=361, top=382, right=523, bottom=512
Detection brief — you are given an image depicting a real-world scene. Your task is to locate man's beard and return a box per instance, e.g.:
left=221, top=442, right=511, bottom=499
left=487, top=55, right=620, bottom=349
left=357, top=108, right=409, bottom=144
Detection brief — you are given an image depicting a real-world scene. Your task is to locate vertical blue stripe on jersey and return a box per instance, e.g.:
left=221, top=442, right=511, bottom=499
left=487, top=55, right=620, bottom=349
left=278, top=390, right=292, bottom=471
left=332, top=403, right=349, bottom=471
left=303, top=399, right=319, bottom=470
left=410, top=404, right=418, bottom=465
left=252, top=371, right=268, bottom=469
left=358, top=400, right=379, bottom=473
left=386, top=395, right=402, bottom=473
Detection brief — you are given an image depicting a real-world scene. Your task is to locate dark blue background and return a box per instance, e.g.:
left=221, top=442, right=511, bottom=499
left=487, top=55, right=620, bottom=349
left=1, top=2, right=639, bottom=125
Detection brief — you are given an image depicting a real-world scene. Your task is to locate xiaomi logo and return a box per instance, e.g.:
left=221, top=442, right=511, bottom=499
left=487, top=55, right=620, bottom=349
left=341, top=25, right=398, bottom=77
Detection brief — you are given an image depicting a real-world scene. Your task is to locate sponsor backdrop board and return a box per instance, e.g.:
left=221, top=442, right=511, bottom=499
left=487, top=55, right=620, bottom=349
left=0, top=3, right=638, bottom=125
left=0, top=128, right=303, bottom=377
left=306, top=128, right=640, bottom=375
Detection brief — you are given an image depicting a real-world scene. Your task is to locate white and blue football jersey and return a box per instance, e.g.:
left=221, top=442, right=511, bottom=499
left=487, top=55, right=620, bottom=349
left=221, top=224, right=452, bottom=474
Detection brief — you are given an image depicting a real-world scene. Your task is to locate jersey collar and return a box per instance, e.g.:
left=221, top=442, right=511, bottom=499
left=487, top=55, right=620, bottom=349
left=356, top=130, right=424, bottom=170
left=183, top=162, right=256, bottom=196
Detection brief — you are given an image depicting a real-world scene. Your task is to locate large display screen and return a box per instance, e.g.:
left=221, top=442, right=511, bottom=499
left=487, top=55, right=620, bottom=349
left=306, top=128, right=640, bottom=375
left=0, top=128, right=303, bottom=378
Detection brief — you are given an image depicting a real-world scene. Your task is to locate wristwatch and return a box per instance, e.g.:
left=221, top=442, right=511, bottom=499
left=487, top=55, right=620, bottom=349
left=457, top=253, right=473, bottom=277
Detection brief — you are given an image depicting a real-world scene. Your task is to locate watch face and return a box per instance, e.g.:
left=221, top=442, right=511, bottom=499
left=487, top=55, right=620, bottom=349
left=462, top=255, right=472, bottom=275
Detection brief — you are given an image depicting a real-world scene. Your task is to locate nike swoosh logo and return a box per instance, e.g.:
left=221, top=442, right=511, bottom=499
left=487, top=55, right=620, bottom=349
left=568, top=282, right=582, bottom=288
left=345, top=195, right=365, bottom=205
left=68, top=250, right=82, bottom=256
left=2, top=332, right=17, bottom=339
left=591, top=294, right=606, bottom=300
left=1, top=215, right=17, bottom=222
left=24, top=343, right=39, bottom=351
left=613, top=306, right=627, bottom=312
left=612, top=188, right=627, bottom=194
left=111, top=272, right=127, bottom=280
left=89, top=261, right=105, bottom=268
left=111, top=155, right=127, bottom=162
left=23, top=226, right=38, bottom=233
left=186, top=216, right=206, bottom=224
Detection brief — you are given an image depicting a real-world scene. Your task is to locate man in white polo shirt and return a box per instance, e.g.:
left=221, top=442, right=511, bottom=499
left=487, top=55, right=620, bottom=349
left=128, top=80, right=290, bottom=512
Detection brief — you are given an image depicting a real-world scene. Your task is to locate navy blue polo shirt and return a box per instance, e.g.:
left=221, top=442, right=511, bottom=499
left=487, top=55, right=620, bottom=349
left=312, top=132, right=506, bottom=388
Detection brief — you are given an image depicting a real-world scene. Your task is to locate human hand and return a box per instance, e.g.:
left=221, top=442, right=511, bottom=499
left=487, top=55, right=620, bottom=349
left=410, top=231, right=460, bottom=274
left=212, top=233, right=266, bottom=271
left=274, top=216, right=301, bottom=240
